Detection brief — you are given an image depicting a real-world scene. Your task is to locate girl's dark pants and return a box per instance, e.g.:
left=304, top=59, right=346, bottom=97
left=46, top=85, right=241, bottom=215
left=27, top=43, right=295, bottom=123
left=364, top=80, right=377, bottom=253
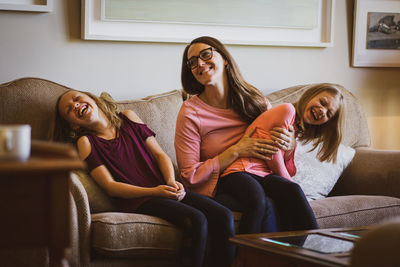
left=137, top=190, right=235, bottom=267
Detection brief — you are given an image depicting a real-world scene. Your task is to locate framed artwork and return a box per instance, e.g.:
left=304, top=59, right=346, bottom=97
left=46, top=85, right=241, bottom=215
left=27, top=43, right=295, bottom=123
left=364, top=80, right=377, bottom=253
left=352, top=0, right=400, bottom=67
left=82, top=0, right=334, bottom=47
left=0, top=0, right=52, bottom=12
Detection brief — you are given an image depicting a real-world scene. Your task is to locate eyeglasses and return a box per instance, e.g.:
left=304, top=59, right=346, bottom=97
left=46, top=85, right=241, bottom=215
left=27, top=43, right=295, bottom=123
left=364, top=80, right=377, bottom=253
left=187, top=47, right=215, bottom=69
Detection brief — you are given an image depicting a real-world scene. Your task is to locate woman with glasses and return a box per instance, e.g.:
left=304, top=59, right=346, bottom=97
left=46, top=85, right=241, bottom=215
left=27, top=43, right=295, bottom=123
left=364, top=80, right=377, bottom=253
left=175, top=36, right=318, bottom=237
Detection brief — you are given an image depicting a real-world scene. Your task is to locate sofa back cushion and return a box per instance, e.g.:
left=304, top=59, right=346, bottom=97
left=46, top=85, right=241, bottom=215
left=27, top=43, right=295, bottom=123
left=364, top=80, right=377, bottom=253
left=0, top=78, right=69, bottom=141
left=266, top=83, right=370, bottom=148
left=117, top=90, right=183, bottom=167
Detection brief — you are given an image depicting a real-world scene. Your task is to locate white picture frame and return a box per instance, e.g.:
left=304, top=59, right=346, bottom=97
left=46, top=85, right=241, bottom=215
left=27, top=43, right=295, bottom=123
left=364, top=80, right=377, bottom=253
left=352, top=0, right=400, bottom=67
left=0, top=0, right=53, bottom=12
left=82, top=0, right=335, bottom=47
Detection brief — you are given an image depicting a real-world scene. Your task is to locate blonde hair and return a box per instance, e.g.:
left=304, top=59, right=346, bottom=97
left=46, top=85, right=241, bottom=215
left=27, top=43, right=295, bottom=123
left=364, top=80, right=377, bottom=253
left=53, top=90, right=122, bottom=143
left=294, top=83, right=345, bottom=163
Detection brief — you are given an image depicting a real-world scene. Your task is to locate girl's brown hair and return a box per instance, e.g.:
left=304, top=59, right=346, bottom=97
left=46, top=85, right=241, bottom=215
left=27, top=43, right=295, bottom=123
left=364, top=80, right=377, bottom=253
left=53, top=90, right=122, bottom=143
left=181, top=36, right=267, bottom=123
left=294, top=83, right=345, bottom=163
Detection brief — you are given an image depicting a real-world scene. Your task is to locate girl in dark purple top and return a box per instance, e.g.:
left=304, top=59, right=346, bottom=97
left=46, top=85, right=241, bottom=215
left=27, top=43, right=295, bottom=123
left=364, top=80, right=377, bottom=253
left=54, top=90, right=235, bottom=267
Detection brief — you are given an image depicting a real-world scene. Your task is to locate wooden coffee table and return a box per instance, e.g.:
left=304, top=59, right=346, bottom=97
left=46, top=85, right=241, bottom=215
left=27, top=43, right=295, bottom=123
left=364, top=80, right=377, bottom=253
left=230, top=226, right=373, bottom=267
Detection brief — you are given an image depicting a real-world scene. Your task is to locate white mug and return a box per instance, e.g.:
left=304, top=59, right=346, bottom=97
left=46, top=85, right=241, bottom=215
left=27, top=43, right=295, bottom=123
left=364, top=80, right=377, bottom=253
left=0, top=124, right=31, bottom=161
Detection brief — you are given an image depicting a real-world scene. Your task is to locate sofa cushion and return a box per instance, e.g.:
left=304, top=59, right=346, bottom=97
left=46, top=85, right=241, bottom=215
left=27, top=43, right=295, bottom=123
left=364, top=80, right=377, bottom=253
left=91, top=212, right=183, bottom=258
left=311, top=195, right=400, bottom=228
left=292, top=142, right=356, bottom=200
left=117, top=90, right=183, bottom=167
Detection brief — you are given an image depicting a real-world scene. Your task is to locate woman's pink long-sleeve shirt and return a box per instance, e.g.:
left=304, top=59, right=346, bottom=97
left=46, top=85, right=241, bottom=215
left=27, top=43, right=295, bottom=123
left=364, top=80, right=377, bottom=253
left=174, top=96, right=294, bottom=197
left=222, top=103, right=297, bottom=180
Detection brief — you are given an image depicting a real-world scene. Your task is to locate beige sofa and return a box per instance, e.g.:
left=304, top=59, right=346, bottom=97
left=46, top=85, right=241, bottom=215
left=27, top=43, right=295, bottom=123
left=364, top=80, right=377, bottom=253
left=1, top=77, right=400, bottom=267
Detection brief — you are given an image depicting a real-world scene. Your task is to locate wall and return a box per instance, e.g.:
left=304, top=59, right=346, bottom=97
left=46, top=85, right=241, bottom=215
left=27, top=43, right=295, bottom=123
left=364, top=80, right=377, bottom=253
left=0, top=0, right=399, bottom=150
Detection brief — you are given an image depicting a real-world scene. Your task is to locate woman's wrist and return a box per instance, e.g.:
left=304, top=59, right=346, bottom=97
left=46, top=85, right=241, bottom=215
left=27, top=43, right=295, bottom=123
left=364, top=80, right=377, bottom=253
left=228, top=144, right=240, bottom=159
left=218, top=145, right=239, bottom=173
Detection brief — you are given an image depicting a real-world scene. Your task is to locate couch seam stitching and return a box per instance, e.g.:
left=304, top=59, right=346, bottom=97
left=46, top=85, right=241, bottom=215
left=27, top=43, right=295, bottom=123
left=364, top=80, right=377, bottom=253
left=316, top=204, right=400, bottom=219
left=91, top=221, right=177, bottom=228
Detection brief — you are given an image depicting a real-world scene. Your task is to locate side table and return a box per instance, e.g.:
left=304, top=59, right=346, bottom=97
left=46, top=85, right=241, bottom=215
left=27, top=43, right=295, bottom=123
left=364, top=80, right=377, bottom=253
left=0, top=140, right=85, bottom=267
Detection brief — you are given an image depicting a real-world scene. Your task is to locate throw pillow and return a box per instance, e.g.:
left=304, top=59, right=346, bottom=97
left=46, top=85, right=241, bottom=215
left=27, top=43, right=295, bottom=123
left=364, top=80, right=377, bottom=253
left=292, top=141, right=356, bottom=201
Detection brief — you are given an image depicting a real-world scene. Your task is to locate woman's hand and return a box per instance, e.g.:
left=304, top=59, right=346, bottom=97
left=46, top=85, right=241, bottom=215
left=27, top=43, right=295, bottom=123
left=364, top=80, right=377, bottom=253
left=219, top=127, right=278, bottom=173
left=234, top=127, right=279, bottom=161
left=270, top=125, right=296, bottom=152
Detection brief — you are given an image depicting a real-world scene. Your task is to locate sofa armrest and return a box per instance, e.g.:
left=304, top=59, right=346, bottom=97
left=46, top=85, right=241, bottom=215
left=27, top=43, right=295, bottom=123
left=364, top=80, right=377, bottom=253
left=329, top=148, right=400, bottom=198
left=69, top=173, right=92, bottom=267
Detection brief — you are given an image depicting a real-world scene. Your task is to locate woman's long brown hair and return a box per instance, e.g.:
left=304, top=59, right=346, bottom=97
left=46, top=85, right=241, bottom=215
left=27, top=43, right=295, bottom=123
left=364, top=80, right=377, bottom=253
left=181, top=36, right=267, bottom=123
